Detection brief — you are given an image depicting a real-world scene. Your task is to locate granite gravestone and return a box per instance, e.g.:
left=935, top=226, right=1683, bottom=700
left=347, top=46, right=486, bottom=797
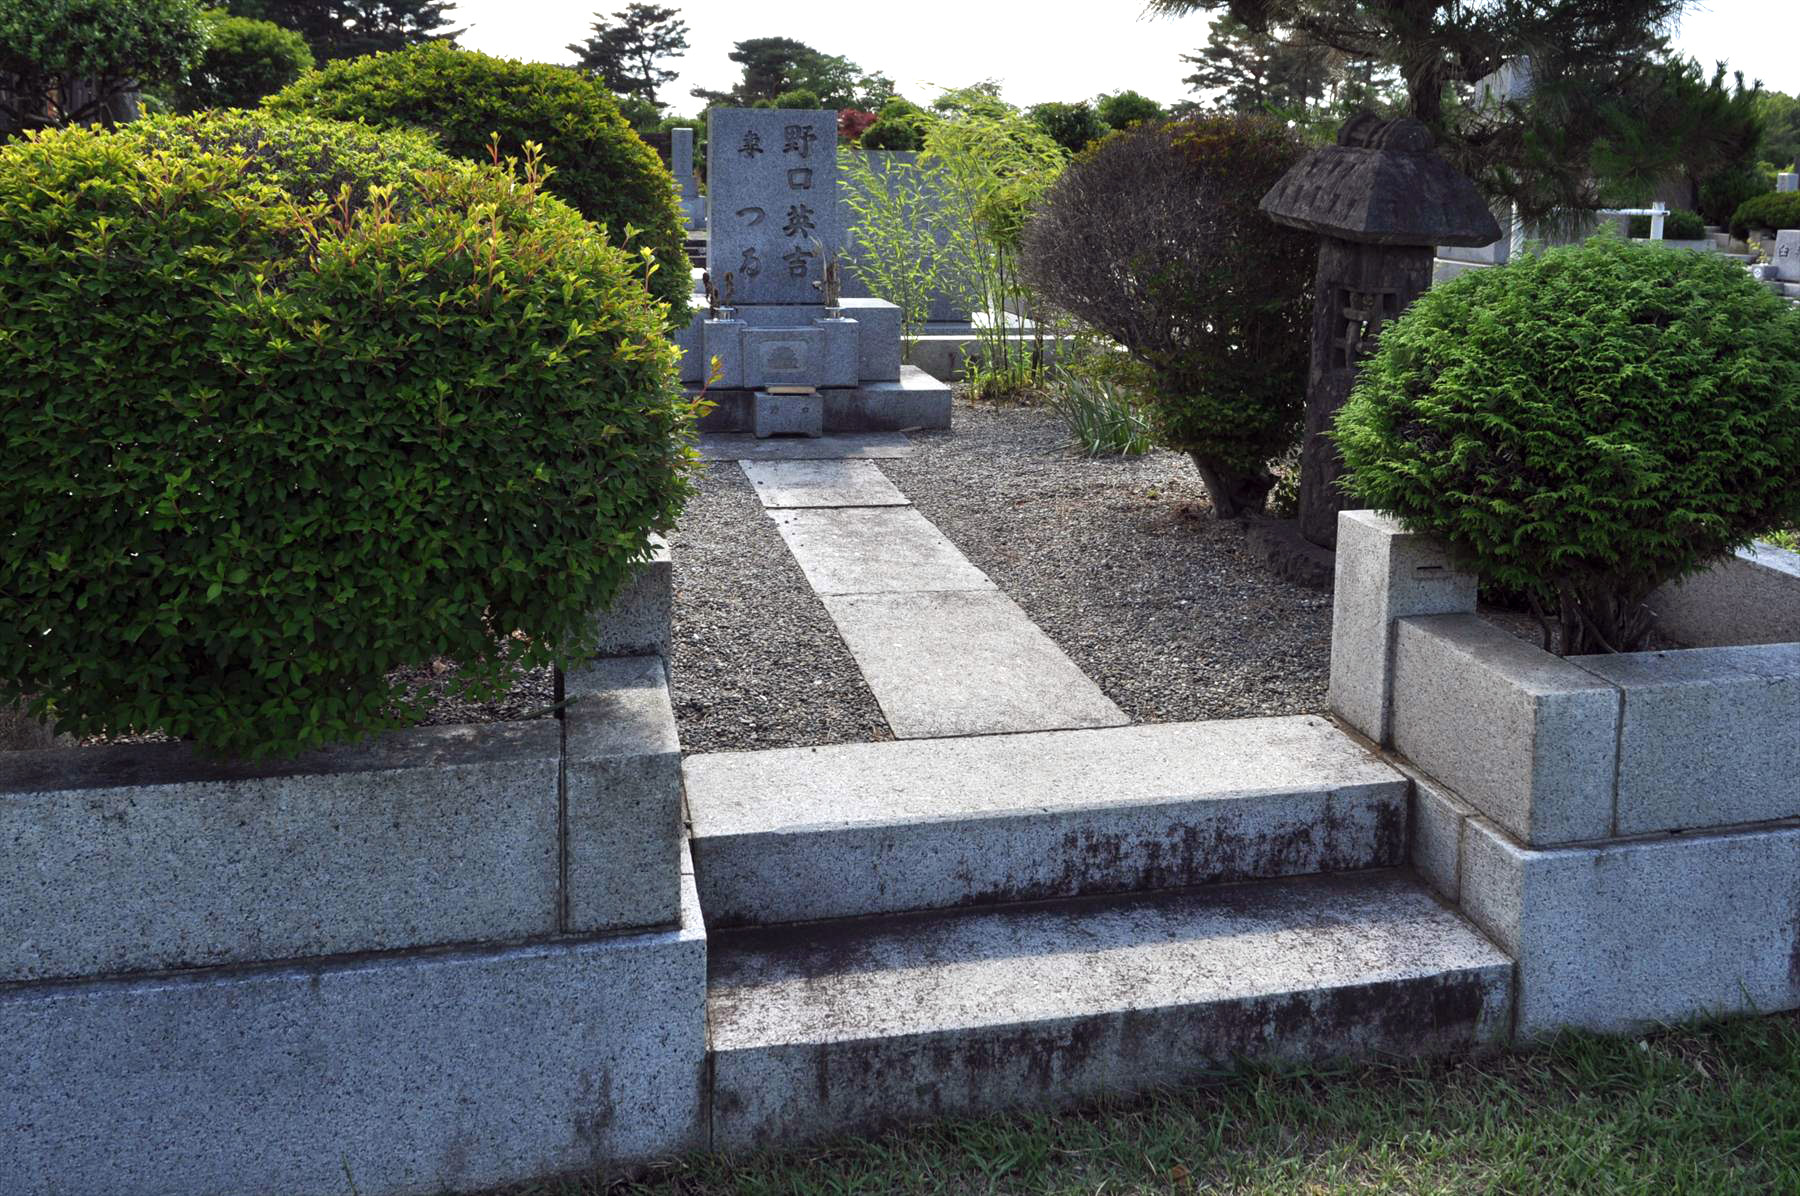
left=672, top=127, right=704, bottom=231
left=1778, top=172, right=1798, bottom=194
left=1775, top=230, right=1800, bottom=283
left=707, top=109, right=845, bottom=306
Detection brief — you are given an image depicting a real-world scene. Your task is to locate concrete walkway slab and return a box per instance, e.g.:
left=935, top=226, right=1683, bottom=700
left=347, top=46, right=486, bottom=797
left=739, top=460, right=909, bottom=509
left=822, top=589, right=1127, bottom=738
left=770, top=508, right=994, bottom=595
left=699, top=433, right=914, bottom=462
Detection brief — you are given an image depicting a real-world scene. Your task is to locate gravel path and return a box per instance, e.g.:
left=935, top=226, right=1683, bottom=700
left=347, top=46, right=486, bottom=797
left=883, top=401, right=1333, bottom=727
left=670, top=462, right=890, bottom=754
left=668, top=401, right=1334, bottom=754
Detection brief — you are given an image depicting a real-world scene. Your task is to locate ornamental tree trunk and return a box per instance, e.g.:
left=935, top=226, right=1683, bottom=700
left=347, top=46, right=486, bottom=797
left=1189, top=453, right=1275, bottom=520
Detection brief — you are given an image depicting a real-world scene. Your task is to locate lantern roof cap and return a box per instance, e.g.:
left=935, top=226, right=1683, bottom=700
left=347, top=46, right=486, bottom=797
left=1260, top=113, right=1503, bottom=248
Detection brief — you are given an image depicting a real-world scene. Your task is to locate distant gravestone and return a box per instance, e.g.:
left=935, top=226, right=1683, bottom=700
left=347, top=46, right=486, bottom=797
left=707, top=109, right=845, bottom=306
left=1777, top=172, right=1798, bottom=194
left=1775, top=230, right=1800, bottom=282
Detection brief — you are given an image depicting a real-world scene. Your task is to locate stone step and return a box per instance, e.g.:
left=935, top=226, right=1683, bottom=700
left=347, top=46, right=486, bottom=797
left=707, top=868, right=1513, bottom=1151
left=1724, top=251, right=1757, bottom=264
left=686, top=715, right=1407, bottom=927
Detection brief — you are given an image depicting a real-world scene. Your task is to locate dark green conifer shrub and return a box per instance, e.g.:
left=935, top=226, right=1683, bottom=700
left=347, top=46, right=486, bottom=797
left=0, top=112, right=697, bottom=757
left=263, top=43, right=689, bottom=316
left=1730, top=191, right=1800, bottom=241
left=1336, top=236, right=1800, bottom=654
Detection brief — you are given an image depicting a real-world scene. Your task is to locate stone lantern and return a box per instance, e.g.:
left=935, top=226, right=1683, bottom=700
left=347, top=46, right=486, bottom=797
left=1261, top=112, right=1501, bottom=551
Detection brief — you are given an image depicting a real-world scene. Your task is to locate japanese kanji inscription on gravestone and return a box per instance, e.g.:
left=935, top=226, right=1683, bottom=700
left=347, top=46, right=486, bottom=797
left=707, top=109, right=845, bottom=305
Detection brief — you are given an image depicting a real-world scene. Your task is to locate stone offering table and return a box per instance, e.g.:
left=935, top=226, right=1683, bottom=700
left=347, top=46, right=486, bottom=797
left=673, top=109, right=951, bottom=437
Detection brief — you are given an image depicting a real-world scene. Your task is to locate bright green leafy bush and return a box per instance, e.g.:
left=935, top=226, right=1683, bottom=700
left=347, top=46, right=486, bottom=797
left=774, top=88, right=821, bottom=110
left=1626, top=207, right=1705, bottom=240
left=264, top=43, right=689, bottom=316
left=0, top=112, right=697, bottom=757
left=0, top=0, right=206, bottom=130
left=1336, top=236, right=1800, bottom=654
left=1022, top=114, right=1313, bottom=517
left=1730, top=191, right=1800, bottom=240
left=173, top=9, right=313, bottom=112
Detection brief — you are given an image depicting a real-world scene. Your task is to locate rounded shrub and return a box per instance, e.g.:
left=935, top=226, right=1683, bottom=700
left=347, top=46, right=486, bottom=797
left=1730, top=191, right=1800, bottom=241
left=1021, top=114, right=1314, bottom=517
left=173, top=9, right=314, bottom=112
left=1336, top=236, right=1800, bottom=654
left=0, top=0, right=206, bottom=129
left=0, top=111, right=697, bottom=758
left=263, top=43, right=689, bottom=317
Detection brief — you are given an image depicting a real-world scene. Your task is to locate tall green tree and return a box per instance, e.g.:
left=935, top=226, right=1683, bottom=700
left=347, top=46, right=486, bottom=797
left=225, top=0, right=458, bottom=62
left=1759, top=90, right=1800, bottom=170
left=1096, top=89, right=1166, bottom=129
left=568, top=3, right=687, bottom=107
left=1153, top=0, right=1687, bottom=221
left=1027, top=100, right=1108, bottom=153
left=1183, top=14, right=1333, bottom=115
left=1592, top=58, right=1766, bottom=223
left=690, top=36, right=863, bottom=108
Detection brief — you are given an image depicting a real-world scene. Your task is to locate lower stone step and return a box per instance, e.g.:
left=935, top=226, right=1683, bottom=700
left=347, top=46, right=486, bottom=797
left=707, top=869, right=1513, bottom=1151
left=686, top=716, right=1407, bottom=927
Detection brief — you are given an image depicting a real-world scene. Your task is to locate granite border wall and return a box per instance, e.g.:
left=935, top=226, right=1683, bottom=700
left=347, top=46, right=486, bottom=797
left=0, top=550, right=700, bottom=1194
left=1333, top=510, right=1800, bottom=1036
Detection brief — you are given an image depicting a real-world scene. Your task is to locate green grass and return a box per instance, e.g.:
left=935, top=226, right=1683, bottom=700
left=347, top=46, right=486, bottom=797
left=492, top=1013, right=1800, bottom=1196
left=1763, top=529, right=1798, bottom=552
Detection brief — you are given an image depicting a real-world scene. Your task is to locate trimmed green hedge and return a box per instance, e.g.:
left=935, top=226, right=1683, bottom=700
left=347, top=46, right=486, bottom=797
left=265, top=43, right=690, bottom=318
left=1626, top=207, right=1705, bottom=240
left=1730, top=191, right=1800, bottom=241
left=0, top=112, right=697, bottom=757
left=1336, top=236, right=1800, bottom=654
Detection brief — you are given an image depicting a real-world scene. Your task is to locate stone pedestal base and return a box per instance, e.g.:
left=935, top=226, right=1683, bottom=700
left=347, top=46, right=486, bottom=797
left=754, top=392, right=823, bottom=438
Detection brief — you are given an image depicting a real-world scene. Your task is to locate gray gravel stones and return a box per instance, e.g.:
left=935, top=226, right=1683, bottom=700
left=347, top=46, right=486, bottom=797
left=670, top=463, right=890, bottom=754
left=880, top=402, right=1333, bottom=726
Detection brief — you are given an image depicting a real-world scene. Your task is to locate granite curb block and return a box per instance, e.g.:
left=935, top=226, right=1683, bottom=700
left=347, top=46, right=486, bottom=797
left=1424, top=799, right=1800, bottom=1038
left=1650, top=540, right=1800, bottom=647
left=584, top=534, right=671, bottom=664
left=562, top=656, right=685, bottom=934
left=1328, top=510, right=1478, bottom=745
left=1392, top=613, right=1619, bottom=846
left=0, top=721, right=562, bottom=984
left=1, top=858, right=709, bottom=1196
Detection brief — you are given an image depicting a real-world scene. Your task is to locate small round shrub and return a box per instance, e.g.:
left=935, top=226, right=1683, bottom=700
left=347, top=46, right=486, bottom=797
left=264, top=43, right=689, bottom=317
left=1022, top=114, right=1314, bottom=517
left=0, top=112, right=697, bottom=758
left=774, top=88, right=821, bottom=110
left=1730, top=191, right=1800, bottom=241
left=1625, top=207, right=1705, bottom=240
left=174, top=9, right=314, bottom=112
left=1336, top=236, right=1800, bottom=654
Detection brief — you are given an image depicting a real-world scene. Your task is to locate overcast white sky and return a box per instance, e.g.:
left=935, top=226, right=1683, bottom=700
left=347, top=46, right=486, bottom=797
left=447, top=0, right=1799, bottom=112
